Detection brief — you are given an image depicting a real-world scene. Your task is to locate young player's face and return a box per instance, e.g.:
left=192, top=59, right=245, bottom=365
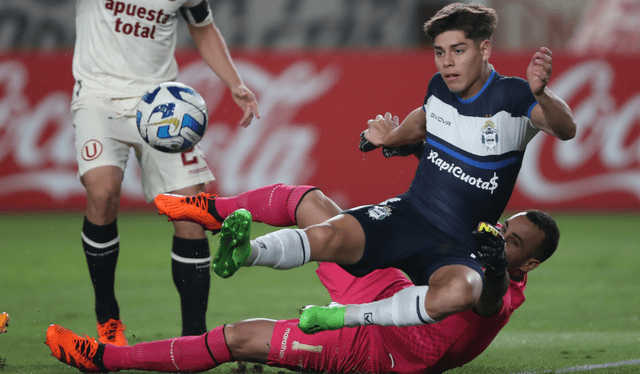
left=433, top=30, right=491, bottom=100
left=500, top=213, right=544, bottom=275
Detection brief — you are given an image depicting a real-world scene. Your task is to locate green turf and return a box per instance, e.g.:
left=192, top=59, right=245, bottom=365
left=1, top=211, right=639, bottom=373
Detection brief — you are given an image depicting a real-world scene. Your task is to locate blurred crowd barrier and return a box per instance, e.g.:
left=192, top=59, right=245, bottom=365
left=0, top=0, right=597, bottom=50
left=0, top=50, right=638, bottom=212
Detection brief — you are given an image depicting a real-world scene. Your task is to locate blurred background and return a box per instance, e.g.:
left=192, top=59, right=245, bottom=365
left=1, top=0, right=639, bottom=213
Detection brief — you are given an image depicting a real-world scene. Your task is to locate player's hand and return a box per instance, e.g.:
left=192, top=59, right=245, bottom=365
left=230, top=84, right=260, bottom=127
left=527, top=47, right=553, bottom=96
left=473, top=222, right=508, bottom=283
left=360, top=112, right=400, bottom=152
left=359, top=130, right=379, bottom=152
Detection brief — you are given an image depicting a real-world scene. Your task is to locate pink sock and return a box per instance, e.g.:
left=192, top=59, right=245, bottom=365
left=103, top=326, right=232, bottom=372
left=215, top=184, right=316, bottom=226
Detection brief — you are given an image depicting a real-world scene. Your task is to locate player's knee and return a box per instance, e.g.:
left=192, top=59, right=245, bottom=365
left=223, top=323, right=250, bottom=356
left=296, top=189, right=342, bottom=226
left=304, top=224, right=338, bottom=260
left=444, top=275, right=483, bottom=313
left=427, top=270, right=483, bottom=319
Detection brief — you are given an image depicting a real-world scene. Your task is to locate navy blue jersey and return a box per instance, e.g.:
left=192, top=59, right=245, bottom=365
left=342, top=69, right=539, bottom=284
left=408, top=69, right=538, bottom=236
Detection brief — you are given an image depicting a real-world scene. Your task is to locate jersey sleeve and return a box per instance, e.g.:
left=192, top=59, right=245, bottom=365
left=180, top=0, right=213, bottom=26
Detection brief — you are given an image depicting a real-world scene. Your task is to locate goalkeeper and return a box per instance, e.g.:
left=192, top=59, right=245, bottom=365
left=46, top=183, right=559, bottom=373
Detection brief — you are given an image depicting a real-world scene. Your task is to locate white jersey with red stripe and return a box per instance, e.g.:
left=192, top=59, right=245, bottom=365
left=73, top=0, right=211, bottom=99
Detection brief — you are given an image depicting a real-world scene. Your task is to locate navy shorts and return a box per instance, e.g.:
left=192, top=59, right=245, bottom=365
left=340, top=194, right=483, bottom=286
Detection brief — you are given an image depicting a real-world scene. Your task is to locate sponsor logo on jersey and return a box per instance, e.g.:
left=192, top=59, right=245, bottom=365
left=426, top=150, right=499, bottom=194
left=481, top=121, right=498, bottom=150
left=279, top=327, right=291, bottom=359
left=430, top=112, right=451, bottom=126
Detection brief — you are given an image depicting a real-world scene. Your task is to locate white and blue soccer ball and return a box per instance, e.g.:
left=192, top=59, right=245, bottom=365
left=136, top=82, right=208, bottom=153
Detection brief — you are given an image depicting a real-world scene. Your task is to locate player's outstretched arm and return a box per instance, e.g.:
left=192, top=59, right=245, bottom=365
left=189, top=23, right=260, bottom=127
left=527, top=47, right=576, bottom=141
left=472, top=222, right=509, bottom=316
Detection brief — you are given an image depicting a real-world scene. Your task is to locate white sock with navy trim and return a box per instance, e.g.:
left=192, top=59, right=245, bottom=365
left=245, top=228, right=311, bottom=269
left=344, top=285, right=436, bottom=327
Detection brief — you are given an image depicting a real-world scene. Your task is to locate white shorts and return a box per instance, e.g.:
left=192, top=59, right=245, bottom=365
left=72, top=96, right=214, bottom=202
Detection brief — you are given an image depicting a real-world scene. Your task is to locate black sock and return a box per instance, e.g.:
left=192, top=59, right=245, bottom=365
left=172, top=236, right=210, bottom=336
left=82, top=217, right=120, bottom=324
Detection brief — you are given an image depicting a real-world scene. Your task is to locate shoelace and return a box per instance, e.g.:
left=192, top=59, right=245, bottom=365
left=74, top=335, right=97, bottom=359
left=185, top=194, right=209, bottom=211
left=104, top=321, right=123, bottom=339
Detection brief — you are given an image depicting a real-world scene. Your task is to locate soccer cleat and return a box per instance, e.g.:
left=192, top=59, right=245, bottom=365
left=97, top=319, right=128, bottom=347
left=212, top=209, right=252, bottom=278
left=154, top=192, right=223, bottom=232
left=298, top=304, right=346, bottom=334
left=0, top=312, right=8, bottom=333
left=45, top=324, right=108, bottom=373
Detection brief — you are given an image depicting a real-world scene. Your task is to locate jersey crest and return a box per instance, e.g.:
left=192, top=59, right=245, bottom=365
left=481, top=121, right=499, bottom=150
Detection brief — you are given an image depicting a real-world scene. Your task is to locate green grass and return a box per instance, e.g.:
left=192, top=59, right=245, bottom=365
left=1, top=212, right=639, bottom=373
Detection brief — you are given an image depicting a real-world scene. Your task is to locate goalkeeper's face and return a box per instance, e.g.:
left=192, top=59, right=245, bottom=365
left=501, top=212, right=544, bottom=275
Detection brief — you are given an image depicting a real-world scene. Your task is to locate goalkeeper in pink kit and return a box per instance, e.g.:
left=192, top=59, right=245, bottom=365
left=45, top=183, right=558, bottom=373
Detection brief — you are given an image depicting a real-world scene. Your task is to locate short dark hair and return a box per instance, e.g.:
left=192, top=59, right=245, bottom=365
left=423, top=3, right=498, bottom=43
left=525, top=210, right=560, bottom=263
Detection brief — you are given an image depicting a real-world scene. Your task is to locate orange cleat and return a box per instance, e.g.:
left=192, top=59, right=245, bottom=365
left=0, top=312, right=8, bottom=333
left=97, top=319, right=128, bottom=347
left=45, top=324, right=107, bottom=373
left=154, top=192, right=223, bottom=232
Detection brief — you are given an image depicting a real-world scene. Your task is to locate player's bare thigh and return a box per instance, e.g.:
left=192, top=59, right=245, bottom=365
left=425, top=264, right=483, bottom=320
left=305, top=213, right=365, bottom=265
left=295, top=189, right=343, bottom=229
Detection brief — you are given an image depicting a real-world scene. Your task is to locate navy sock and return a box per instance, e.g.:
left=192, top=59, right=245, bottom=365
left=82, top=217, right=120, bottom=324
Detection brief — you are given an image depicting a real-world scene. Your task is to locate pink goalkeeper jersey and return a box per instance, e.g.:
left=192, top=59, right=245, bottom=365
left=269, top=263, right=526, bottom=374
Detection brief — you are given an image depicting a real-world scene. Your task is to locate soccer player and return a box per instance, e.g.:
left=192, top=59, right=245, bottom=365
left=72, top=0, right=259, bottom=344
left=45, top=183, right=560, bottom=373
left=204, top=2, right=576, bottom=332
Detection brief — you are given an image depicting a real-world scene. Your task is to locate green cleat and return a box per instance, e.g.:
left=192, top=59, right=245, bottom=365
left=212, top=209, right=252, bottom=278
left=298, top=303, right=346, bottom=334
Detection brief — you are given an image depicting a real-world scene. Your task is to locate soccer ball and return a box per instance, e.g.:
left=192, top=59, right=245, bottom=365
left=136, top=82, right=208, bottom=153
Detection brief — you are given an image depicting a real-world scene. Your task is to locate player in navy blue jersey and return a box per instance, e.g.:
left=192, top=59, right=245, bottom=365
left=203, top=2, right=576, bottom=333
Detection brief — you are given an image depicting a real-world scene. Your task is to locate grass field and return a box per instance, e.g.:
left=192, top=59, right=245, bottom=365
left=1, top=211, right=639, bottom=373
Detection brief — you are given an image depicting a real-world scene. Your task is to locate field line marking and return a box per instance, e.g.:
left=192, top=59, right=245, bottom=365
left=513, top=358, right=640, bottom=373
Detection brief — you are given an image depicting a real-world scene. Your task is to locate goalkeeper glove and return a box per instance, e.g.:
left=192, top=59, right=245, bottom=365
left=473, top=222, right=508, bottom=283
left=359, top=131, right=379, bottom=152
left=382, top=140, right=426, bottom=160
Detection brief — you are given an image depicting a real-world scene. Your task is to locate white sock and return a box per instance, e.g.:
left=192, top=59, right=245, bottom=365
left=343, top=286, right=436, bottom=327
left=245, top=228, right=311, bottom=270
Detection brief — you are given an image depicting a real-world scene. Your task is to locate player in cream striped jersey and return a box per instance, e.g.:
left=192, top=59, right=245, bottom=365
left=72, top=0, right=259, bottom=344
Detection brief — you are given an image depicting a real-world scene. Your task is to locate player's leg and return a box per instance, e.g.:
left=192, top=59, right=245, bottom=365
left=46, top=323, right=234, bottom=372
left=74, top=101, right=134, bottom=347
left=213, top=212, right=365, bottom=278
left=155, top=183, right=339, bottom=229
left=137, top=143, right=215, bottom=337
left=169, top=183, right=211, bottom=336
left=299, top=264, right=483, bottom=333
left=423, top=264, right=483, bottom=320
left=81, top=166, right=128, bottom=347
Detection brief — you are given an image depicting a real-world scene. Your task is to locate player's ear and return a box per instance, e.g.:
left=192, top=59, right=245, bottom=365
left=520, top=258, right=540, bottom=274
left=480, top=39, right=491, bottom=61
